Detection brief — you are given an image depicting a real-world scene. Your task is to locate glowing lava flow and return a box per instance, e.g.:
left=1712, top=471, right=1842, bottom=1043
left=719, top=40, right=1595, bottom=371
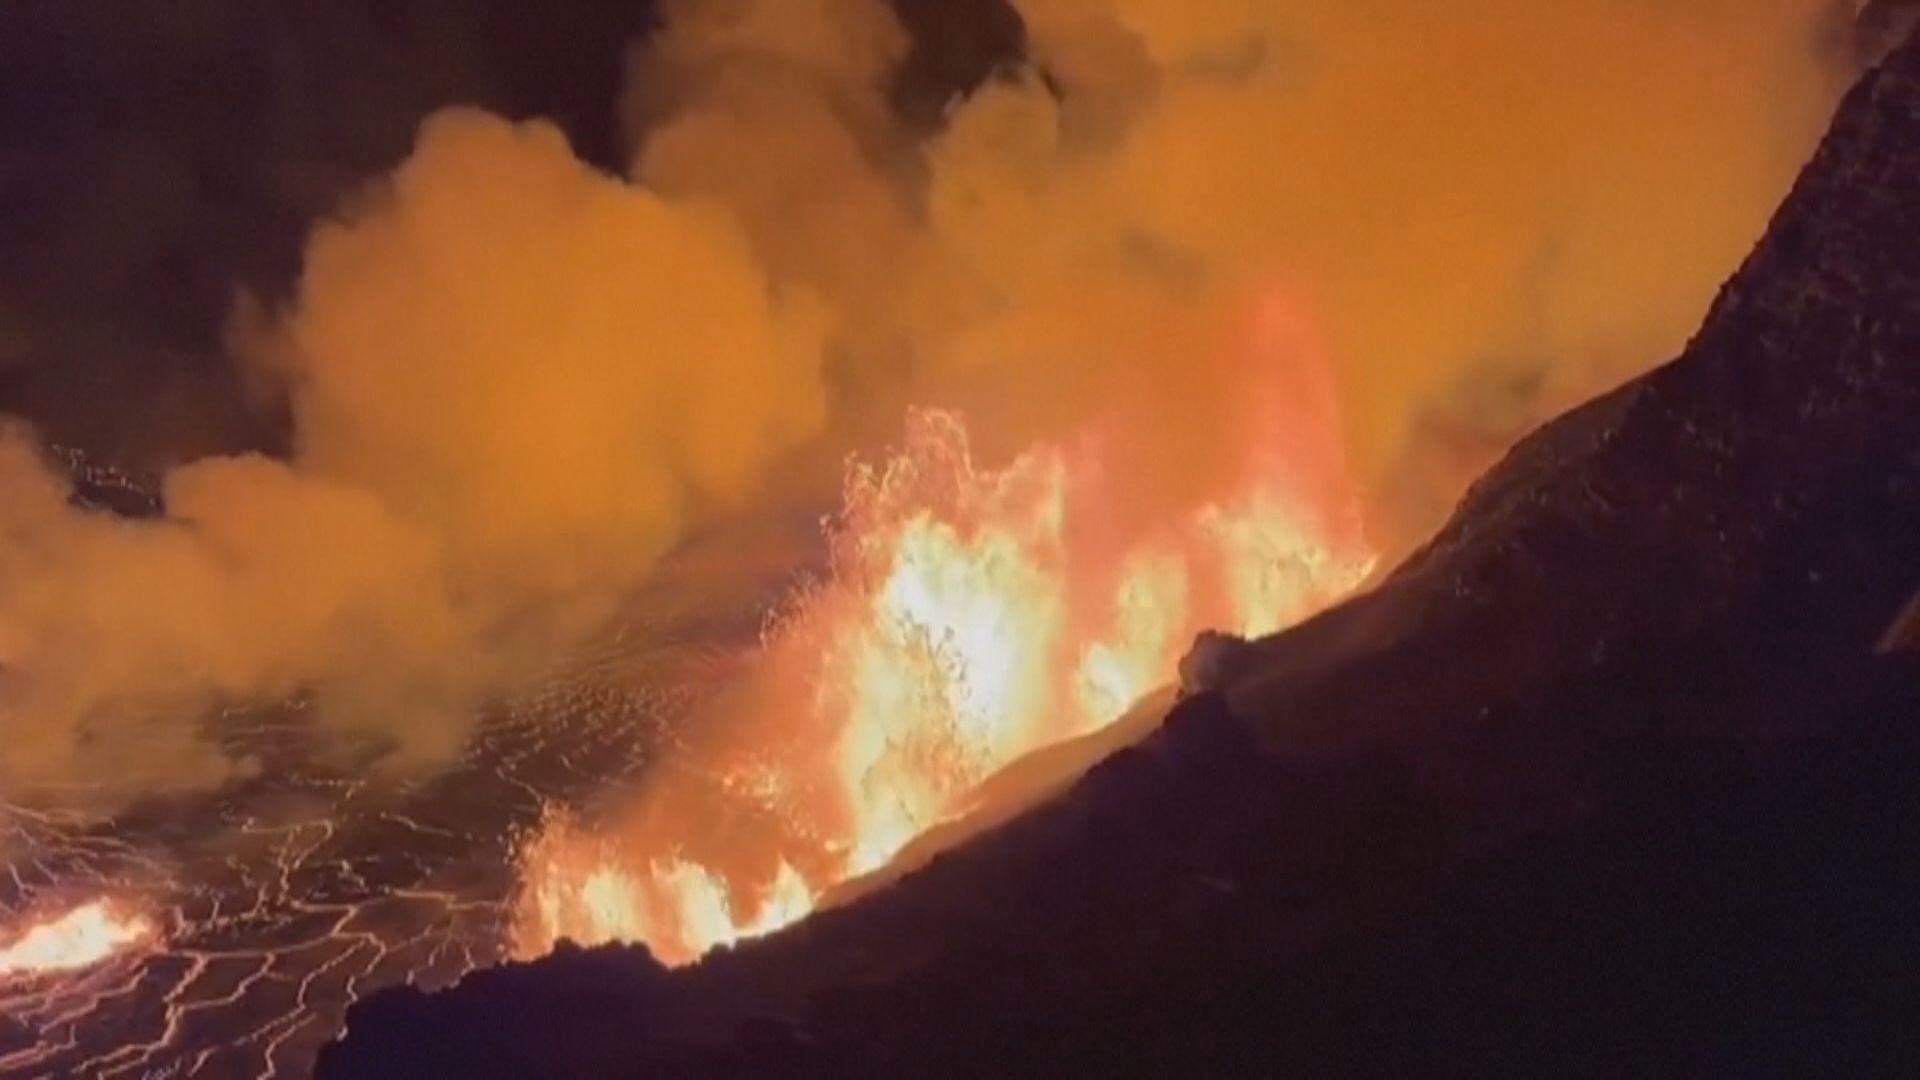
left=0, top=900, right=156, bottom=979
left=512, top=284, right=1376, bottom=966
left=518, top=822, right=815, bottom=968
left=516, top=394, right=1376, bottom=966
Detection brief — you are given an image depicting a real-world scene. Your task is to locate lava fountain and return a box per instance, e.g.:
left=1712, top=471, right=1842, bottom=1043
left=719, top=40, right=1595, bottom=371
left=515, top=290, right=1377, bottom=967
left=0, top=899, right=157, bottom=980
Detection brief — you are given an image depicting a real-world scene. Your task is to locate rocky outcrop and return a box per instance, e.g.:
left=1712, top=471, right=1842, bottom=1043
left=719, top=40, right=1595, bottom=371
left=319, top=35, right=1920, bottom=1079
left=1859, top=0, right=1920, bottom=66
left=1174, top=629, right=1253, bottom=697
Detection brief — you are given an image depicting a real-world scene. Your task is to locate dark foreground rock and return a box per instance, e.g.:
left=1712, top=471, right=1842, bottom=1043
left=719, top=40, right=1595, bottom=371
left=320, top=36, right=1920, bottom=1080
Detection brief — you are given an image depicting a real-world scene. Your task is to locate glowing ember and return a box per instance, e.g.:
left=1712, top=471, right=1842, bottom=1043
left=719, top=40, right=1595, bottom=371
left=0, top=900, right=156, bottom=979
left=515, top=297, right=1377, bottom=967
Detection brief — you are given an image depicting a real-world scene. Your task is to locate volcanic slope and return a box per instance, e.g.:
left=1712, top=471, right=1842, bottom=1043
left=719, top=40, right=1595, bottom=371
left=319, top=33, right=1920, bottom=1080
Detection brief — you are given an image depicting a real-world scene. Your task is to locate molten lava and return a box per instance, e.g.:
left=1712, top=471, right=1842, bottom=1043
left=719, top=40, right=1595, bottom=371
left=518, top=816, right=816, bottom=968
left=515, top=295, right=1376, bottom=967
left=0, top=900, right=156, bottom=980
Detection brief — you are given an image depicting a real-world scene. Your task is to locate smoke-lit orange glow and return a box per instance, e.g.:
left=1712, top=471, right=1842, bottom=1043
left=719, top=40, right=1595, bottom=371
left=513, top=293, right=1377, bottom=967
left=0, top=0, right=1843, bottom=811
left=0, top=900, right=156, bottom=980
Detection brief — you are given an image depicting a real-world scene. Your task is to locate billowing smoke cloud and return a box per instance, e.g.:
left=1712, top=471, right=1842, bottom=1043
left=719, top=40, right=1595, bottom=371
left=617, top=0, right=1851, bottom=542
left=2, top=110, right=829, bottom=802
left=0, top=0, right=1851, bottom=804
left=269, top=111, right=829, bottom=597
left=928, top=0, right=1852, bottom=542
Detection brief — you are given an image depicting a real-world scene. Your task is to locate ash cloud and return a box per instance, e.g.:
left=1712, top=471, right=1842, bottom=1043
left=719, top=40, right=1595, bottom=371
left=0, top=0, right=1852, bottom=804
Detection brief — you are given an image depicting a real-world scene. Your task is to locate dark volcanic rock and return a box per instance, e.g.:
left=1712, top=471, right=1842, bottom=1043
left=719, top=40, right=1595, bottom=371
left=1859, top=0, right=1920, bottom=66
left=1175, top=629, right=1255, bottom=696
left=320, top=37, right=1920, bottom=1080
left=46, top=442, right=164, bottom=517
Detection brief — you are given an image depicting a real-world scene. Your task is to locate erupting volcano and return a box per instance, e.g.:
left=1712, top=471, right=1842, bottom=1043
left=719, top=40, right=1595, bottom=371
left=514, top=297, right=1377, bottom=967
left=5, top=0, right=1899, bottom=1075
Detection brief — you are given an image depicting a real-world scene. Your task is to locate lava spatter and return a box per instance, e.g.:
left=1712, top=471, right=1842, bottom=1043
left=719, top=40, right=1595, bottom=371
left=516, top=344, right=1376, bottom=969
left=0, top=899, right=156, bottom=979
